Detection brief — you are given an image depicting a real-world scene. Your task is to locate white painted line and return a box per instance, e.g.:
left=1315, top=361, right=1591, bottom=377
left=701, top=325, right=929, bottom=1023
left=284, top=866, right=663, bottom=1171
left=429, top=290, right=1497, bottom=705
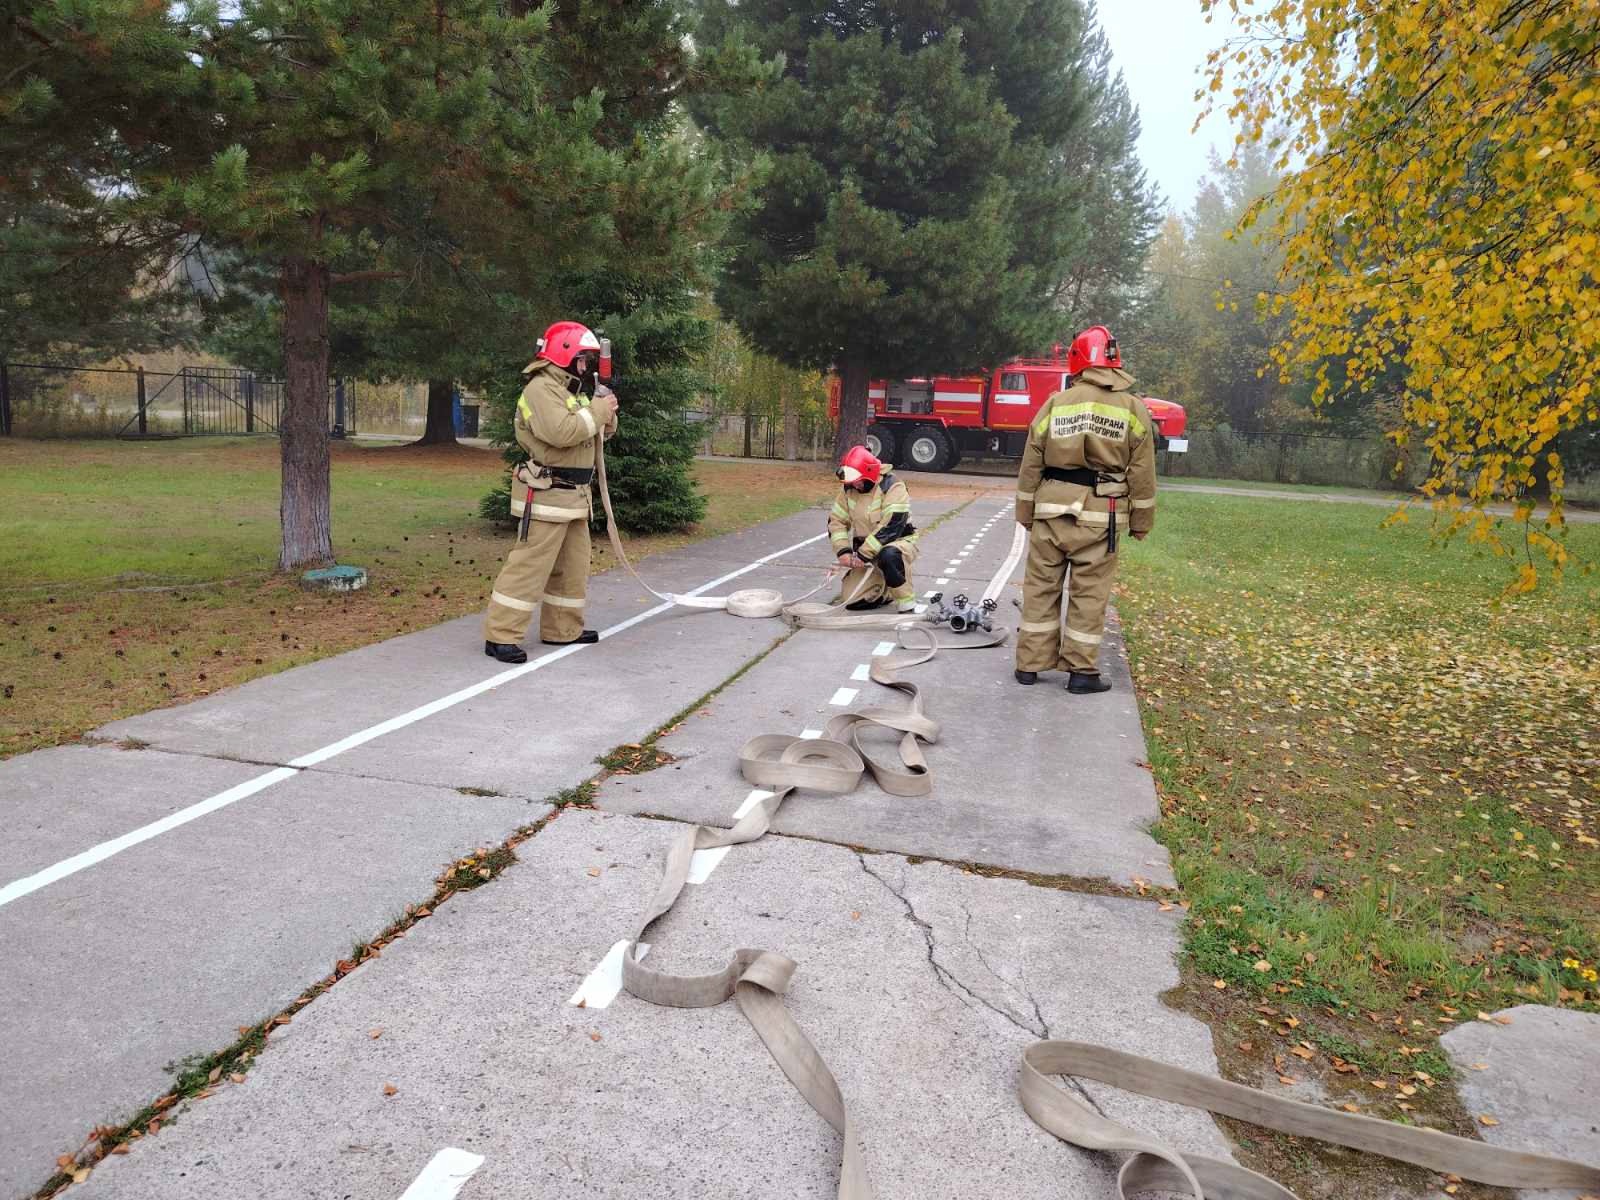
left=799, top=729, right=823, bottom=740
left=957, top=553, right=969, bottom=560
left=569, top=940, right=649, bottom=1009
left=292, top=531, right=831, bottom=768
left=687, top=846, right=732, bottom=884
left=923, top=590, right=939, bottom=598
left=733, top=788, right=775, bottom=819
left=947, top=559, right=962, bottom=567
left=399, top=1148, right=486, bottom=1200
left=850, top=663, right=871, bottom=681
left=872, top=641, right=896, bottom=656
left=936, top=577, right=951, bottom=585
left=828, top=687, right=858, bottom=706
left=0, top=533, right=832, bottom=911
left=0, top=767, right=299, bottom=909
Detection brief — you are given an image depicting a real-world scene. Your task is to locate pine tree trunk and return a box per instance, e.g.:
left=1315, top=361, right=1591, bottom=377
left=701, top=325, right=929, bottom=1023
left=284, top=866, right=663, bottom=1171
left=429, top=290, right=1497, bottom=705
left=742, top=401, right=753, bottom=458
left=834, top=355, right=870, bottom=461
left=416, top=377, right=458, bottom=445
left=278, top=255, right=334, bottom=571
left=783, top=387, right=800, bottom=461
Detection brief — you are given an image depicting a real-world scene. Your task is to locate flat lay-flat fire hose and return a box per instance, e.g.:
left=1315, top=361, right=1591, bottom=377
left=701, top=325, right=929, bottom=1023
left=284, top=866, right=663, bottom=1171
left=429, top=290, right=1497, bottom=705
left=589, top=439, right=1600, bottom=1200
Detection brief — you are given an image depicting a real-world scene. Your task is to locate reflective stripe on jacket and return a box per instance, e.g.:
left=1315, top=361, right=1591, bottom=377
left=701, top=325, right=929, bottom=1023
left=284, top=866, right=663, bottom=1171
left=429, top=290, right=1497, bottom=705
left=828, top=476, right=915, bottom=558
left=1014, top=366, right=1156, bottom=534
left=512, top=363, right=618, bottom=523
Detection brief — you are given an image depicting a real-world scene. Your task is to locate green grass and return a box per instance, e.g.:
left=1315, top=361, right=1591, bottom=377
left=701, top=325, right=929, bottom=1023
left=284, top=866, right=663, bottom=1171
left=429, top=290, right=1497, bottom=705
left=0, top=438, right=994, bottom=759
left=0, top=440, right=833, bottom=758
left=1117, top=491, right=1599, bottom=1115
left=1162, top=475, right=1414, bottom=500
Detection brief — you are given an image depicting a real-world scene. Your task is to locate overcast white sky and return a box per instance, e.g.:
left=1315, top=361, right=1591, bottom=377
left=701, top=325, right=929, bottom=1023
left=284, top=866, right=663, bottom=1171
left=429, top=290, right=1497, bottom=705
left=1095, top=0, right=1242, bottom=214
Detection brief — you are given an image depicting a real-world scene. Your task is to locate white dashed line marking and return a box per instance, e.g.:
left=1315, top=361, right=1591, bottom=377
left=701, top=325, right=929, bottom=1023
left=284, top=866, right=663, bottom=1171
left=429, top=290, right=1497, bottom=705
left=733, top=788, right=775, bottom=818
left=570, top=940, right=650, bottom=1009
left=850, top=663, right=871, bottom=681
left=872, top=641, right=896, bottom=656
left=398, top=1148, right=486, bottom=1200
left=829, top=687, right=858, bottom=706
left=687, top=846, right=732, bottom=884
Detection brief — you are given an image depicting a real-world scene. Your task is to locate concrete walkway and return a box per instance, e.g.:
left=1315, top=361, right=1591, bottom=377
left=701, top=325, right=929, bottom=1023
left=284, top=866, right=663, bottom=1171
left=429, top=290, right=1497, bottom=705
left=1, top=477, right=1219, bottom=1200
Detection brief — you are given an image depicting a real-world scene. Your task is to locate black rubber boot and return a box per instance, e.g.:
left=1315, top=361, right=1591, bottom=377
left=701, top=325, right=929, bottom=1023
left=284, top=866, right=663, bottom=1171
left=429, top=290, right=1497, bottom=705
left=845, top=595, right=891, bottom=612
left=1066, top=671, right=1112, bottom=694
left=541, top=629, right=599, bottom=645
left=1014, top=669, right=1038, bottom=686
left=485, top=640, right=528, bottom=664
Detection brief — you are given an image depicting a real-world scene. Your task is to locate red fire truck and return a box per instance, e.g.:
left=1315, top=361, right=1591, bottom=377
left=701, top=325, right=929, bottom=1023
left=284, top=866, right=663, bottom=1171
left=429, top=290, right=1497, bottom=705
left=828, top=348, right=1189, bottom=471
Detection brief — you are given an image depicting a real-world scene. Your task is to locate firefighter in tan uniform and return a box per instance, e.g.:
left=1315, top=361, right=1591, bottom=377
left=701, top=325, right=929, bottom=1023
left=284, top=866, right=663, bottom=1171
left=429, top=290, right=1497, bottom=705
left=828, top=446, right=921, bottom=612
left=1014, top=326, right=1156, bottom=693
left=483, top=321, right=619, bottom=664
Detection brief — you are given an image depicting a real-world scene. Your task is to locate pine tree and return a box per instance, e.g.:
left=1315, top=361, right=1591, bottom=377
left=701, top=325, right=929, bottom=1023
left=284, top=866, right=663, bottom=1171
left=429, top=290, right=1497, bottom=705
left=1, top=5, right=207, bottom=363
left=691, top=0, right=1120, bottom=458
left=470, top=1, right=766, bottom=534
left=6, top=0, right=695, bottom=567
left=478, top=269, right=711, bottom=533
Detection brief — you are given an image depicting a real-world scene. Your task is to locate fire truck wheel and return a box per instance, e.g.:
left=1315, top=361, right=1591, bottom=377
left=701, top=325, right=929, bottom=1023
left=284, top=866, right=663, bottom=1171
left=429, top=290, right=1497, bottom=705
left=903, top=426, right=953, bottom=472
left=865, top=425, right=897, bottom=464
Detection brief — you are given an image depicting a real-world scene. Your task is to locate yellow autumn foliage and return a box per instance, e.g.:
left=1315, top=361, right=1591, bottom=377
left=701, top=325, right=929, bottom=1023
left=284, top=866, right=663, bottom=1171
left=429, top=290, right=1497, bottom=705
left=1202, top=0, right=1600, bottom=587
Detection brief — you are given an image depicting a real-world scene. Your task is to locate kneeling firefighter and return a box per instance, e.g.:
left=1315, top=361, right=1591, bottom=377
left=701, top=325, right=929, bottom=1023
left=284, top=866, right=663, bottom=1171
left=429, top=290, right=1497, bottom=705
left=483, top=321, right=620, bottom=665
left=1014, top=326, right=1156, bottom=693
left=829, top=446, right=920, bottom=612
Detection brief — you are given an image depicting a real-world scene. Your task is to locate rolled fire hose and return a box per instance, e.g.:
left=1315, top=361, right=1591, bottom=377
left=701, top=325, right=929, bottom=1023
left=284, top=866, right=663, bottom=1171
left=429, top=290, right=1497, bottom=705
left=593, top=441, right=1599, bottom=1198
left=595, top=438, right=922, bottom=625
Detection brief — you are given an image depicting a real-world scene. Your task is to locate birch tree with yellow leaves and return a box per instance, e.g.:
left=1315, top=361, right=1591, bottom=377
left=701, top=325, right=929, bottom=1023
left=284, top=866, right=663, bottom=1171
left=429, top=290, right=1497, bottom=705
left=1203, top=0, right=1599, bottom=586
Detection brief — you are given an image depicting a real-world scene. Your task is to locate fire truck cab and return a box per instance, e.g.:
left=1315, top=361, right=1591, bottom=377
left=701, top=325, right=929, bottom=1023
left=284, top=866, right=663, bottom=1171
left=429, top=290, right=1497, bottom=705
left=828, top=350, right=1188, bottom=472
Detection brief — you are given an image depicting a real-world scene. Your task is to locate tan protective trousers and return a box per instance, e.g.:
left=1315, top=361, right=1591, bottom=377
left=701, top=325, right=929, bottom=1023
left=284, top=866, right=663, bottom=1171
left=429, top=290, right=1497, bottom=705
left=1016, top=515, right=1117, bottom=674
left=483, top=516, right=591, bottom=645
left=838, top=539, right=919, bottom=604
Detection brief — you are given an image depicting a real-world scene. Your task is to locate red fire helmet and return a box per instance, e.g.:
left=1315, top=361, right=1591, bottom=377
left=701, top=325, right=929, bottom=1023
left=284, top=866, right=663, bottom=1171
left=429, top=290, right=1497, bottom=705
left=1067, top=325, right=1122, bottom=376
left=535, top=320, right=602, bottom=371
left=837, top=445, right=884, bottom=486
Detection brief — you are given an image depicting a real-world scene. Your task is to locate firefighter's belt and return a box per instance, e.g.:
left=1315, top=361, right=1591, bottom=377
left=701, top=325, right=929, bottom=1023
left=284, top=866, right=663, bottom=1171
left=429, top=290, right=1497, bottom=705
left=523, top=462, right=593, bottom=487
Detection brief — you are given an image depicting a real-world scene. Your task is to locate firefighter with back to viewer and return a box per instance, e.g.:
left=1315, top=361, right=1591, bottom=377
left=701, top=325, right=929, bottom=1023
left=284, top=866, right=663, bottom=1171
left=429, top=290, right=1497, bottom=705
left=1013, top=326, right=1156, bottom=693
left=829, top=445, right=921, bottom=613
left=483, top=321, right=619, bottom=664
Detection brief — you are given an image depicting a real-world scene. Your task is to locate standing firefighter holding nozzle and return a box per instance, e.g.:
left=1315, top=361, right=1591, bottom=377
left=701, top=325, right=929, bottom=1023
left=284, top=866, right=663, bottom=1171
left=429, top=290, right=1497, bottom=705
left=1013, top=326, right=1156, bottom=693
left=483, top=321, right=619, bottom=664
left=829, top=445, right=921, bottom=613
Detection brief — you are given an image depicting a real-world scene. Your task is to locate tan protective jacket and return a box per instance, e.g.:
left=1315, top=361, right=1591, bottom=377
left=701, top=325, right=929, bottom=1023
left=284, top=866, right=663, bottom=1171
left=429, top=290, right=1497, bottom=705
left=1014, top=366, right=1156, bottom=535
left=511, top=362, right=618, bottom=523
left=827, top=476, right=915, bottom=559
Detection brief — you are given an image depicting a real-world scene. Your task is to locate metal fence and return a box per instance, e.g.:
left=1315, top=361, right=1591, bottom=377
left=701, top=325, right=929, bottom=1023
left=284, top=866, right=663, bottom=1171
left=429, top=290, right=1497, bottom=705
left=0, top=361, right=356, bottom=439
left=692, top=408, right=838, bottom=462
